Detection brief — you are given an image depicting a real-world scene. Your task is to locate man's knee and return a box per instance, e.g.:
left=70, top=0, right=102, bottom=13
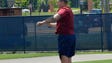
left=60, top=55, right=71, bottom=63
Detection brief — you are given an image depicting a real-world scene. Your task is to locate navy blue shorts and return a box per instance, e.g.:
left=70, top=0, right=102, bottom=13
left=58, top=34, right=76, bottom=58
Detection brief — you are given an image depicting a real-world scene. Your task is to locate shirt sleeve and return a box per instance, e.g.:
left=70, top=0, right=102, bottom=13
left=57, top=8, right=67, bottom=18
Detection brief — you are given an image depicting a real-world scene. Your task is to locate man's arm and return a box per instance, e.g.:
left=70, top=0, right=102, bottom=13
left=48, top=23, right=57, bottom=28
left=37, top=14, right=61, bottom=26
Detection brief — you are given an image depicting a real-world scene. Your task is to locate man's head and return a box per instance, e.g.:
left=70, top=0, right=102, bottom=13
left=57, top=0, right=68, bottom=8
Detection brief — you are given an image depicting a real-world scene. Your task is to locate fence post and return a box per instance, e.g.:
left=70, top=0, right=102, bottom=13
left=34, top=19, right=37, bottom=51
left=101, top=14, right=104, bottom=52
left=23, top=17, right=26, bottom=53
left=102, top=14, right=112, bottom=51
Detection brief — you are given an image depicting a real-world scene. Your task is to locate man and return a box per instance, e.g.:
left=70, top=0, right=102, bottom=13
left=37, top=0, right=76, bottom=63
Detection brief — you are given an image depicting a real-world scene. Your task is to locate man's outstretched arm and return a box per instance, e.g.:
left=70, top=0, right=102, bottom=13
left=37, top=14, right=61, bottom=26
left=48, top=23, right=57, bottom=28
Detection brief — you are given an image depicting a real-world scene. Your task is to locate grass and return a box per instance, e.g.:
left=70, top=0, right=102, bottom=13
left=0, top=52, right=58, bottom=60
left=76, top=51, right=112, bottom=55
left=22, top=11, right=55, bottom=16
left=22, top=8, right=80, bottom=16
left=0, top=51, right=111, bottom=60
left=73, top=60, right=112, bottom=63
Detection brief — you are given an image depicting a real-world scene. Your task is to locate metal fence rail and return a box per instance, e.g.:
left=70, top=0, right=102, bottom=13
left=0, top=14, right=112, bottom=51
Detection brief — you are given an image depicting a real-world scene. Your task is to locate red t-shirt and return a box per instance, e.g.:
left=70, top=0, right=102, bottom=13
left=56, top=6, right=75, bottom=35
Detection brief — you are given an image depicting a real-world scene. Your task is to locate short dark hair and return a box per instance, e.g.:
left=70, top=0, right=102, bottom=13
left=59, top=0, right=68, bottom=4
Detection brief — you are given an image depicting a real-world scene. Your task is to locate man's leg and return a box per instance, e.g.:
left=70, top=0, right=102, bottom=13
left=58, top=34, right=76, bottom=63
left=68, top=57, right=72, bottom=63
left=60, top=55, right=72, bottom=63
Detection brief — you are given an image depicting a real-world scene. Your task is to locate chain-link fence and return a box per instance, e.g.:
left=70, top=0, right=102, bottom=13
left=0, top=14, right=112, bottom=52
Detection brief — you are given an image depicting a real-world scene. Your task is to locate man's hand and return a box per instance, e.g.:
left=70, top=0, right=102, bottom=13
left=37, top=21, right=45, bottom=26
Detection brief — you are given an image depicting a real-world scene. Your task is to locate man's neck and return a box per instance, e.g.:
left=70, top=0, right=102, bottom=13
left=60, top=5, right=68, bottom=8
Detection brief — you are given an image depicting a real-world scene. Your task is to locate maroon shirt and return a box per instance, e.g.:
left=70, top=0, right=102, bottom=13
left=56, top=6, right=75, bottom=35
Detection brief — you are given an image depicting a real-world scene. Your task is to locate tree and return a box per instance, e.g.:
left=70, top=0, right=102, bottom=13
left=70, top=0, right=75, bottom=7
left=70, top=0, right=79, bottom=8
left=15, top=0, right=29, bottom=8
left=0, top=0, right=8, bottom=8
left=93, top=0, right=100, bottom=8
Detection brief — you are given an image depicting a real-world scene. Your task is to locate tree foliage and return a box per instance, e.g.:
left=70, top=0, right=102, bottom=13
left=93, top=0, right=101, bottom=8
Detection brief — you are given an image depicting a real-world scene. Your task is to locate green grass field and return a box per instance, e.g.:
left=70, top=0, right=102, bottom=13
left=0, top=52, right=57, bottom=60
left=76, top=51, right=112, bottom=55
left=0, top=51, right=111, bottom=60
left=74, top=60, right=112, bottom=63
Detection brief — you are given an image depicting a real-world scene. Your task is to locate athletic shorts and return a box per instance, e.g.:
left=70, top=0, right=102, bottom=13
left=58, top=34, right=76, bottom=58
